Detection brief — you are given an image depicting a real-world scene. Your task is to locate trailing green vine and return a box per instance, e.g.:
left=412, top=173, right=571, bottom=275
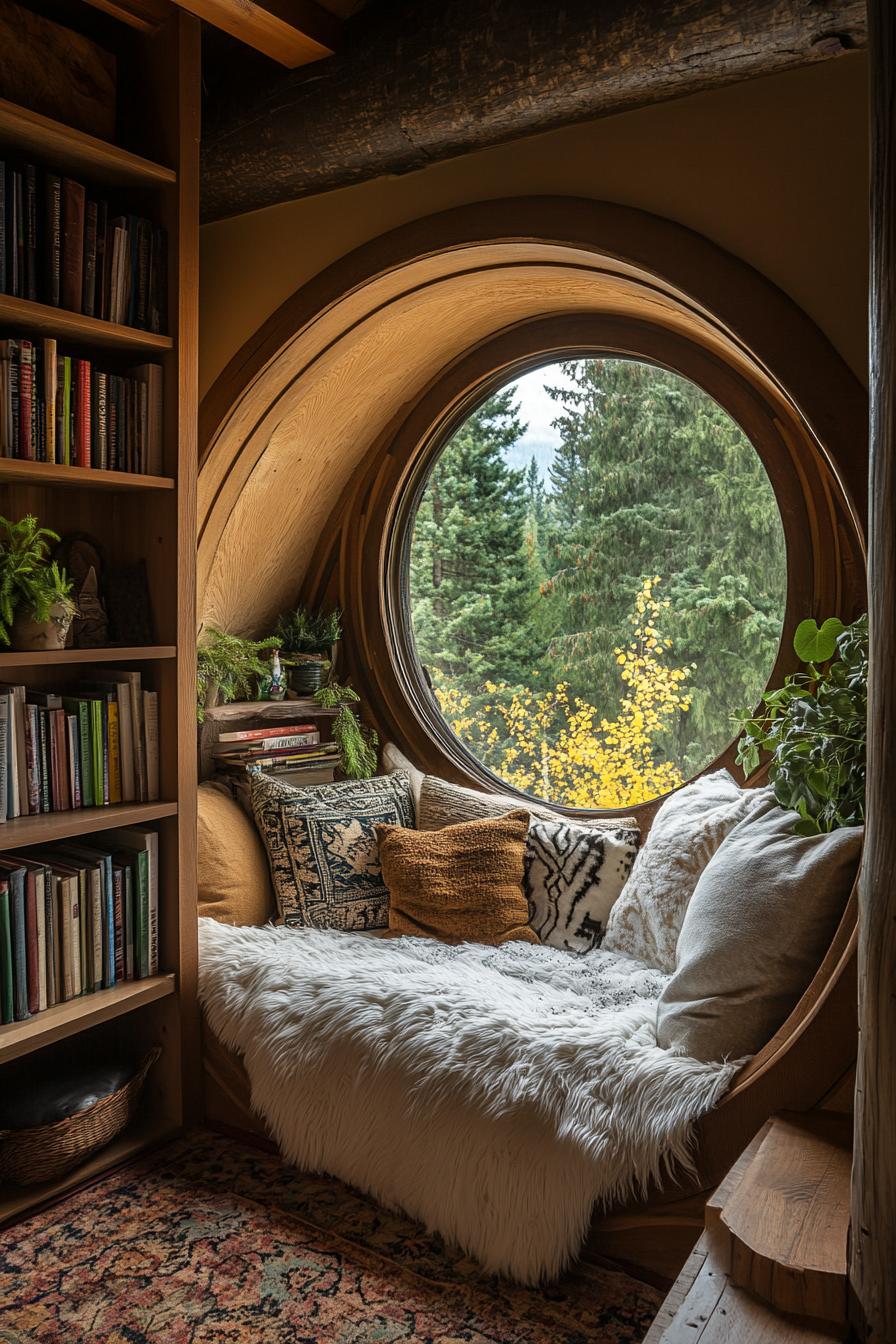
left=314, top=681, right=379, bottom=779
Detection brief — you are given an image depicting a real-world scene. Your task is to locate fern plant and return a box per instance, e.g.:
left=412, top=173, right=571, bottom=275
left=0, top=516, right=74, bottom=646
left=314, top=680, right=379, bottom=778
left=196, top=627, right=280, bottom=723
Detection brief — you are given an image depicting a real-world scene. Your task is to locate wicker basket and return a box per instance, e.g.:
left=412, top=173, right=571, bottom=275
left=0, top=1045, right=161, bottom=1186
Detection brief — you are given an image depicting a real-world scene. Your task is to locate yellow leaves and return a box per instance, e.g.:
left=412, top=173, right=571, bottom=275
left=431, top=576, right=692, bottom=809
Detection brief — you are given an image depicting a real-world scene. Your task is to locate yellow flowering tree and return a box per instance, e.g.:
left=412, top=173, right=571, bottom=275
left=433, top=577, right=694, bottom=808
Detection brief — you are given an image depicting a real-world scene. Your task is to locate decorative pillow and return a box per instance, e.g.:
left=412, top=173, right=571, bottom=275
left=602, top=771, right=768, bottom=972
left=377, top=809, right=538, bottom=945
left=198, top=781, right=275, bottom=927
left=381, top=741, right=424, bottom=811
left=525, top=818, right=639, bottom=954
left=250, top=770, right=416, bottom=931
left=657, top=797, right=862, bottom=1062
left=417, top=774, right=637, bottom=835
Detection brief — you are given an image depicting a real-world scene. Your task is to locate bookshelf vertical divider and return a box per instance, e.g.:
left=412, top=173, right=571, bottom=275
left=0, top=4, right=200, bottom=1221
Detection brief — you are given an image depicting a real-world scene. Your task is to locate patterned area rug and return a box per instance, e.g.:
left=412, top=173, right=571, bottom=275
left=0, top=1129, right=661, bottom=1343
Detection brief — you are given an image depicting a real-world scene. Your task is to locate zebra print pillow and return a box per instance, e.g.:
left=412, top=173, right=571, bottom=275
left=524, top=818, right=640, bottom=954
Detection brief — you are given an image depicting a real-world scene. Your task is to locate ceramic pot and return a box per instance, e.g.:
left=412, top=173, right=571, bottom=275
left=11, top=602, right=76, bottom=652
left=287, top=659, right=325, bottom=696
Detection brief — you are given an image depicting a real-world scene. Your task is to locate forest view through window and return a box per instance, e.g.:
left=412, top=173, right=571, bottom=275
left=407, top=357, right=787, bottom=808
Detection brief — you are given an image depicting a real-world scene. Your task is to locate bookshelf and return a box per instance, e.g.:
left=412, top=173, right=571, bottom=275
left=0, top=2, right=199, bottom=1224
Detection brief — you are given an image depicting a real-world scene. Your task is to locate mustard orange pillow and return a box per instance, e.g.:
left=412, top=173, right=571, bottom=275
left=197, top=782, right=275, bottom=927
left=376, top=809, right=537, bottom=945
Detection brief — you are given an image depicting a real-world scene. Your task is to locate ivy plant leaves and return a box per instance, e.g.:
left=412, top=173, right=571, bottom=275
left=735, top=614, right=866, bottom=835
left=793, top=617, right=846, bottom=665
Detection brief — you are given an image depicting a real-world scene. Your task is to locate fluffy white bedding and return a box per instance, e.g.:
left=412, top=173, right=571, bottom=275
left=198, top=918, right=738, bottom=1283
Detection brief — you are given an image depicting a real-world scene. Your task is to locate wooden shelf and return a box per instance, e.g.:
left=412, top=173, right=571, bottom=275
left=0, top=97, right=176, bottom=190
left=0, top=646, right=176, bottom=668
left=0, top=801, right=177, bottom=850
left=0, top=294, right=173, bottom=352
left=0, top=974, right=175, bottom=1066
left=0, top=1113, right=177, bottom=1225
left=0, top=458, right=174, bottom=491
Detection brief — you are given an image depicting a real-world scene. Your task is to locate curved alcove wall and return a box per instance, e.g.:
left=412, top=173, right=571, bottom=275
left=199, top=198, right=867, bottom=798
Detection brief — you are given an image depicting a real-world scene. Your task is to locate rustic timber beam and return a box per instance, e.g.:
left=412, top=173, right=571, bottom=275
left=850, top=1, right=896, bottom=1340
left=200, top=0, right=866, bottom=221
left=172, top=0, right=342, bottom=67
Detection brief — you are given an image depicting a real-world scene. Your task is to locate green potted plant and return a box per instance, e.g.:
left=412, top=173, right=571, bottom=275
left=196, top=626, right=281, bottom=723
left=274, top=605, right=342, bottom=696
left=736, top=614, right=867, bottom=835
left=0, top=516, right=77, bottom=652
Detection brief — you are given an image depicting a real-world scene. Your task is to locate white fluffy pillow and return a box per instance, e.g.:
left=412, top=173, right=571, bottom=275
left=602, top=771, right=769, bottom=972
left=525, top=818, right=639, bottom=954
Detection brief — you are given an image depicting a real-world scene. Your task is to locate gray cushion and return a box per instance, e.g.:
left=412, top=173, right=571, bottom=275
left=417, top=773, right=637, bottom=835
left=656, top=796, right=862, bottom=1062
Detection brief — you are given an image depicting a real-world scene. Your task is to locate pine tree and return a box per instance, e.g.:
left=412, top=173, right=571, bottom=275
left=409, top=390, right=536, bottom=690
left=542, top=358, right=786, bottom=768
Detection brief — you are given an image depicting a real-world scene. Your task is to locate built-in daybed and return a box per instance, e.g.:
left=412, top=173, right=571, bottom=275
left=195, top=763, right=861, bottom=1286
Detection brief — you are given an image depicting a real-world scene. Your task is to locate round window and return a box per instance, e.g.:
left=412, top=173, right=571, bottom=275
left=406, top=356, right=787, bottom=809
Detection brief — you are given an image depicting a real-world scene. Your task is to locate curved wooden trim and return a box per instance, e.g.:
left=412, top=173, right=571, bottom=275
left=200, top=196, right=868, bottom=523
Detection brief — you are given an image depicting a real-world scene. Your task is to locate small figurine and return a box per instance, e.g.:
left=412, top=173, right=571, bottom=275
left=265, top=650, right=287, bottom=704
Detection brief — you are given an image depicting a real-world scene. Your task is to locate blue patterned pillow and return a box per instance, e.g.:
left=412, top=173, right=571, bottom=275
left=250, top=771, right=416, bottom=931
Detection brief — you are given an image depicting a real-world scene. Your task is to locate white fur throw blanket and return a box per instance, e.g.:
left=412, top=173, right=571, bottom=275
left=198, top=918, right=738, bottom=1283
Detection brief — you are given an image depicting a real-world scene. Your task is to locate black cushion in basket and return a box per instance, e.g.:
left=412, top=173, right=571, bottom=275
left=0, top=1060, right=137, bottom=1130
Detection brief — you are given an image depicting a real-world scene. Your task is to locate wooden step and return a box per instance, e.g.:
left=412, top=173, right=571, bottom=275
left=646, top=1115, right=852, bottom=1344
left=718, top=1112, right=851, bottom=1330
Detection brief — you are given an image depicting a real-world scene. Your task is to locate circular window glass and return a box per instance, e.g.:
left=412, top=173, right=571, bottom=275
left=406, top=357, right=787, bottom=809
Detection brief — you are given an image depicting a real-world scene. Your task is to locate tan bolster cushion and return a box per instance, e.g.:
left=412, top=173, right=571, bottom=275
left=198, top=781, right=275, bottom=927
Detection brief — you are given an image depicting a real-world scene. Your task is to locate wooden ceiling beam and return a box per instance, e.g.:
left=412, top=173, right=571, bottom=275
left=173, top=0, right=341, bottom=66
left=200, top=0, right=867, bottom=222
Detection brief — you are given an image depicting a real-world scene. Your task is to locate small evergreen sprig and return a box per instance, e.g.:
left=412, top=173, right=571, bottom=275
left=314, top=680, right=379, bottom=778
left=196, top=627, right=280, bottom=723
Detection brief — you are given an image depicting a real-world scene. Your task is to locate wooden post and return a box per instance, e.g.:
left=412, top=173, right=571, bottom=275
left=850, top=1, right=896, bottom=1339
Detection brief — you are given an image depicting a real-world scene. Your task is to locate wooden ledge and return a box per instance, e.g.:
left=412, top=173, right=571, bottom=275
left=647, top=1113, right=852, bottom=1343
left=719, top=1113, right=851, bottom=1330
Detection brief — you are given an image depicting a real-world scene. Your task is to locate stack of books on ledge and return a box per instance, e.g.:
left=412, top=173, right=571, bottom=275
left=213, top=721, right=339, bottom=786
left=0, top=674, right=160, bottom=822
left=0, top=159, right=168, bottom=333
left=0, top=827, right=159, bottom=1024
left=0, top=338, right=162, bottom=473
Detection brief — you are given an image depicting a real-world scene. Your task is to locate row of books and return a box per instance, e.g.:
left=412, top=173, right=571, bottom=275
left=213, top=721, right=339, bottom=783
left=0, top=159, right=167, bottom=333
left=0, top=674, right=160, bottom=822
left=0, top=828, right=159, bottom=1024
left=0, top=337, right=162, bottom=473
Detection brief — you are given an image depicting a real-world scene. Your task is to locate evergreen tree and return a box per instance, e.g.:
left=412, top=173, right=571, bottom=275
left=542, top=358, right=786, bottom=768
left=409, top=390, right=536, bottom=689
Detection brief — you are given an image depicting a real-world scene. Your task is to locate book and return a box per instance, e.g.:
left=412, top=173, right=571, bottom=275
left=2, top=861, right=29, bottom=1020
left=24, top=163, right=37, bottom=302
left=83, top=199, right=98, bottom=317
left=75, top=357, right=91, bottom=467
left=143, top=690, right=159, bottom=802
left=104, top=826, right=157, bottom=977
left=61, top=178, right=86, bottom=313
left=0, top=691, right=8, bottom=823
left=0, top=879, right=12, bottom=1025
left=44, top=337, right=57, bottom=464
left=217, top=724, right=319, bottom=745
left=45, top=173, right=62, bottom=307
